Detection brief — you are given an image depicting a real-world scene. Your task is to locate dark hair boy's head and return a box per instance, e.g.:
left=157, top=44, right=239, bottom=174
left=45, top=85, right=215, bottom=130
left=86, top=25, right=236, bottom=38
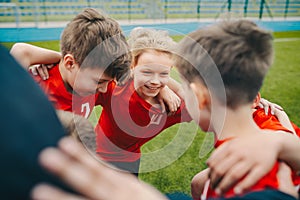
left=60, top=8, right=131, bottom=81
left=175, top=19, right=273, bottom=109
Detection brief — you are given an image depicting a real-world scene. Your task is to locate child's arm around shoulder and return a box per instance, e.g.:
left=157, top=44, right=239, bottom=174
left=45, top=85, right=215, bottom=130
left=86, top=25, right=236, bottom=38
left=158, top=77, right=184, bottom=114
left=206, top=132, right=300, bottom=196
left=10, top=43, right=61, bottom=69
left=273, top=108, right=297, bottom=135
left=167, top=78, right=185, bottom=99
left=259, top=97, right=296, bottom=135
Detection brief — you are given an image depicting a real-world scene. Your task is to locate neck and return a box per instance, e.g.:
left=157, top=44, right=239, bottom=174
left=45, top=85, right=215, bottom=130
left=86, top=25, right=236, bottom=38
left=213, top=104, right=261, bottom=141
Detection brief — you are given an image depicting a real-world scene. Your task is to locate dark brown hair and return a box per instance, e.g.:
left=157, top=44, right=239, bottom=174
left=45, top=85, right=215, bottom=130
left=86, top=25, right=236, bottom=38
left=60, top=8, right=131, bottom=81
left=175, top=19, right=273, bottom=108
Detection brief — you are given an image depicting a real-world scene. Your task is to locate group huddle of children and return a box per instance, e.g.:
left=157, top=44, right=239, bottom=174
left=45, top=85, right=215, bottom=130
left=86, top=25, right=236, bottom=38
left=10, top=8, right=300, bottom=200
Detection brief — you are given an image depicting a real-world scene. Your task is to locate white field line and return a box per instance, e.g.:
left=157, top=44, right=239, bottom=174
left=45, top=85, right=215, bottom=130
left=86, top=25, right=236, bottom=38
left=274, top=38, right=300, bottom=42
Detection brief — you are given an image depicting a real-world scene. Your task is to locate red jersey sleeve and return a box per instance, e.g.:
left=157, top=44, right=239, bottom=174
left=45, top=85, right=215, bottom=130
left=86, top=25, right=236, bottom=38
left=210, top=138, right=279, bottom=198
left=253, top=108, right=300, bottom=187
left=173, top=100, right=193, bottom=123
left=253, top=108, right=294, bottom=134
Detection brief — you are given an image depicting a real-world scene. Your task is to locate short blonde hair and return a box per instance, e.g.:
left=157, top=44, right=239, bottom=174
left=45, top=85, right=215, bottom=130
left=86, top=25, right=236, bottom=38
left=127, top=27, right=177, bottom=67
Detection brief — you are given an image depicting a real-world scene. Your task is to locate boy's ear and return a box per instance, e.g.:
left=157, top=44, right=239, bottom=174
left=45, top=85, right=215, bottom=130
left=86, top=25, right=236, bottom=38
left=252, top=92, right=261, bottom=108
left=63, top=54, right=77, bottom=70
left=190, top=82, right=210, bottom=110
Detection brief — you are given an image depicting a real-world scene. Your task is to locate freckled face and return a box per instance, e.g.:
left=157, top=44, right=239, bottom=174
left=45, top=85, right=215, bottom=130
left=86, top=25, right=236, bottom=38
left=133, top=51, right=173, bottom=100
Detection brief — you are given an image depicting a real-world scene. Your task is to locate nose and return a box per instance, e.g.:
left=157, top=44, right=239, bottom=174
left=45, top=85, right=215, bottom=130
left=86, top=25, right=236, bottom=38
left=97, top=82, right=109, bottom=93
left=149, top=74, right=160, bottom=85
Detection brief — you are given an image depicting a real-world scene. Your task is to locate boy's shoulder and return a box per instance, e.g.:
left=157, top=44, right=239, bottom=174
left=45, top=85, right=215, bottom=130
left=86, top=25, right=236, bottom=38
left=31, top=64, right=68, bottom=99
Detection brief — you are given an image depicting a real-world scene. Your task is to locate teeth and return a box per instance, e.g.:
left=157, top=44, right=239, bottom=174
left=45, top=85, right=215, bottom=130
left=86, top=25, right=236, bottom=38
left=146, top=86, right=159, bottom=90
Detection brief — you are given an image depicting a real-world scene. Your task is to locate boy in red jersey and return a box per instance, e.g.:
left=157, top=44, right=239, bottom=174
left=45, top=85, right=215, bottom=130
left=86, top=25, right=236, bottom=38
left=10, top=8, right=131, bottom=118
left=95, top=28, right=192, bottom=175
left=174, top=19, right=299, bottom=199
left=10, top=25, right=188, bottom=176
left=191, top=92, right=300, bottom=200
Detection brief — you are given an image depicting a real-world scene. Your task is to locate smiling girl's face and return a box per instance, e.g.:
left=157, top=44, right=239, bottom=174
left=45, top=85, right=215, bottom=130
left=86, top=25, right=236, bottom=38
left=133, top=50, right=173, bottom=102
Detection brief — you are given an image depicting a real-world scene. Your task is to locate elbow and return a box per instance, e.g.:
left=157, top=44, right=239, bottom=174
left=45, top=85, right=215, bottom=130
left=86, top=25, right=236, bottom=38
left=10, top=43, right=28, bottom=57
left=10, top=43, right=30, bottom=68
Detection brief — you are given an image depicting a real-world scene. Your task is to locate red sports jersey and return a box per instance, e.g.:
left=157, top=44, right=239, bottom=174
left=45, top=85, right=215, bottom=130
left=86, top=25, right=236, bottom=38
left=207, top=138, right=279, bottom=198
left=95, top=79, right=192, bottom=162
left=207, top=108, right=300, bottom=198
left=253, top=108, right=300, bottom=187
left=253, top=108, right=296, bottom=134
left=32, top=65, right=99, bottom=118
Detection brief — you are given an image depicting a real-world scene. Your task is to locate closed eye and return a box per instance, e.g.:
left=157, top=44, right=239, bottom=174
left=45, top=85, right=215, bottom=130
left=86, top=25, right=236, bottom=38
left=96, top=80, right=109, bottom=85
left=160, top=72, right=169, bottom=76
left=142, top=71, right=152, bottom=75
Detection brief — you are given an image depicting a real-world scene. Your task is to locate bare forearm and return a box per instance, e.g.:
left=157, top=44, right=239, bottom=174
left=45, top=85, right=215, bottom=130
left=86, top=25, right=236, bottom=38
left=167, top=78, right=184, bottom=99
left=277, top=133, right=300, bottom=171
left=10, top=43, right=61, bottom=69
left=276, top=112, right=296, bottom=135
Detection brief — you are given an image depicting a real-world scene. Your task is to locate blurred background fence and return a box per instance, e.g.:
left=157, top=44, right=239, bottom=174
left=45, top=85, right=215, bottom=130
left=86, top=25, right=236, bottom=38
left=1, top=0, right=299, bottom=42
left=1, top=0, right=300, bottom=26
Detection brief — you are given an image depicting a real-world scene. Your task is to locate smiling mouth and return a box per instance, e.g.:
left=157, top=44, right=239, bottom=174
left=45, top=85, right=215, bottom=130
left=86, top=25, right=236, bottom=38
left=144, top=85, right=161, bottom=90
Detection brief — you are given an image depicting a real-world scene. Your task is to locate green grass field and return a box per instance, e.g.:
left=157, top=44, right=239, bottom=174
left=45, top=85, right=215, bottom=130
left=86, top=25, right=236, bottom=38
left=1, top=30, right=300, bottom=196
